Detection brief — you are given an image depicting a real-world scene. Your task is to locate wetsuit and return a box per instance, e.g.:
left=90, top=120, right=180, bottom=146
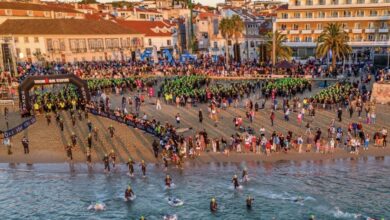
left=242, top=170, right=248, bottom=180
left=210, top=201, right=217, bottom=212
left=127, top=161, right=134, bottom=175
left=71, top=134, right=77, bottom=146
left=108, top=126, right=115, bottom=138
left=165, top=177, right=171, bottom=187
left=66, top=145, right=73, bottom=160
left=246, top=197, right=254, bottom=209
left=141, top=163, right=146, bottom=176
left=103, top=156, right=110, bottom=172
left=164, top=158, right=168, bottom=169
left=87, top=135, right=92, bottom=148
left=232, top=177, right=239, bottom=189
left=125, top=189, right=134, bottom=199
left=109, top=153, right=116, bottom=168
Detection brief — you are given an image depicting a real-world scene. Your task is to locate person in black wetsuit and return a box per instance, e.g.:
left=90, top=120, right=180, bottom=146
left=242, top=169, right=248, bottom=182
left=103, top=154, right=110, bottom=172
left=127, top=158, right=134, bottom=176
left=165, top=174, right=172, bottom=188
left=246, top=195, right=254, bottom=209
left=140, top=160, right=146, bottom=177
left=124, top=185, right=134, bottom=201
left=232, top=175, right=240, bottom=189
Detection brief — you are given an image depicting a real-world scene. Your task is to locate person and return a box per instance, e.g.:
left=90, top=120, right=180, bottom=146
left=4, top=137, right=12, bottom=155
left=124, top=185, right=134, bottom=201
left=140, top=160, right=146, bottom=177
left=86, top=147, right=92, bottom=165
left=87, top=133, right=92, bottom=148
left=126, top=158, right=135, bottom=176
left=152, top=140, right=159, bottom=158
left=109, top=149, right=116, bottom=168
left=103, top=154, right=110, bottom=172
left=232, top=174, right=240, bottom=189
left=163, top=157, right=169, bottom=171
left=199, top=109, right=203, bottom=123
left=108, top=125, right=115, bottom=138
left=242, top=169, right=248, bottom=182
left=156, top=98, right=161, bottom=110
left=337, top=108, right=342, bottom=122
left=46, top=113, right=51, bottom=126
left=210, top=198, right=217, bottom=212
left=175, top=113, right=180, bottom=125
left=246, top=196, right=254, bottom=209
left=65, top=142, right=73, bottom=161
left=382, top=127, right=387, bottom=147
left=270, top=111, right=275, bottom=126
left=139, top=216, right=146, bottom=220
left=87, top=120, right=92, bottom=133
left=71, top=132, right=77, bottom=147
left=22, top=136, right=29, bottom=154
left=165, top=174, right=172, bottom=188
left=59, top=118, right=64, bottom=131
left=93, top=127, right=98, bottom=141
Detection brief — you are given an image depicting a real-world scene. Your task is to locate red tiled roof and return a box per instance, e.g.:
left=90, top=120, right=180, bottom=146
left=116, top=20, right=172, bottom=37
left=275, top=4, right=288, bottom=11
left=0, top=2, right=81, bottom=13
left=198, top=12, right=215, bottom=20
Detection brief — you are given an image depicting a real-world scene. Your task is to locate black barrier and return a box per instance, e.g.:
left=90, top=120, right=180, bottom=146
left=4, top=116, right=36, bottom=138
left=87, top=108, right=158, bottom=137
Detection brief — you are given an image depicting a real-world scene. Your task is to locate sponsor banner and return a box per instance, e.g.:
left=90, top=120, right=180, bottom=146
left=87, top=108, right=157, bottom=137
left=4, top=116, right=36, bottom=138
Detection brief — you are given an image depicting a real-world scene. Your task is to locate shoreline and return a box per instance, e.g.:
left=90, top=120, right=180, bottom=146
left=1, top=147, right=389, bottom=165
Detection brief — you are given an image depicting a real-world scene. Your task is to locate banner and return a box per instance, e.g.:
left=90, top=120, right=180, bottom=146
left=4, top=116, right=36, bottom=138
left=87, top=108, right=158, bottom=137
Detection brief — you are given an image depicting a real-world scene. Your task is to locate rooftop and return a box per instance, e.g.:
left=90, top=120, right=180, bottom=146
left=116, top=20, right=173, bottom=37
left=0, top=2, right=80, bottom=13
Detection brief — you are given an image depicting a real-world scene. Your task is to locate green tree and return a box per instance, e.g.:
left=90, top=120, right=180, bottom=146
left=316, top=23, right=352, bottom=70
left=231, top=15, right=244, bottom=62
left=266, top=31, right=292, bottom=62
left=220, top=17, right=234, bottom=65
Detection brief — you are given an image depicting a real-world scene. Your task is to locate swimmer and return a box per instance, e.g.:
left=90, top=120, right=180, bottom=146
left=103, top=154, right=110, bottom=172
left=232, top=174, right=240, bottom=189
left=163, top=157, right=169, bottom=171
left=165, top=174, right=172, bottom=188
left=126, top=158, right=134, bottom=176
left=88, top=202, right=106, bottom=211
left=124, top=185, right=134, bottom=201
left=246, top=195, right=254, bottom=209
left=109, top=149, right=116, bottom=168
left=139, top=216, right=146, bottom=220
left=210, top=197, right=217, bottom=212
left=308, top=214, right=315, bottom=220
left=140, top=160, right=146, bottom=177
left=242, top=168, right=249, bottom=182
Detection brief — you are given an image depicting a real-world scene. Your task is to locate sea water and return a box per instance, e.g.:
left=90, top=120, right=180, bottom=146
left=0, top=157, right=389, bottom=220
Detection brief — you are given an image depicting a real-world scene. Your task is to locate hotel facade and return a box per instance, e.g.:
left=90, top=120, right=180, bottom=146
left=275, top=0, right=390, bottom=59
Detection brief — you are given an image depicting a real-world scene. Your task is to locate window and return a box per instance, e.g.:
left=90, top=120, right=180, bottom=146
left=293, top=24, right=299, bottom=30
left=354, top=23, right=361, bottom=29
left=344, top=11, right=351, bottom=17
left=385, top=10, right=390, bottom=16
left=306, top=0, right=313, bottom=5
left=5, top=9, right=12, bottom=15
left=317, top=23, right=323, bottom=30
left=27, top=10, right=33, bottom=16
left=370, top=0, right=378, bottom=3
left=34, top=37, right=39, bottom=43
left=294, top=12, right=300, bottom=18
left=14, top=37, right=19, bottom=43
left=331, top=11, right=338, bottom=18
left=167, top=40, right=171, bottom=46
left=319, top=0, right=325, bottom=5
left=295, top=0, right=301, bottom=6
left=44, top=11, right=50, bottom=17
left=346, top=0, right=352, bottom=4
left=342, top=23, right=348, bottom=29
left=250, top=41, right=255, bottom=48
left=26, top=48, right=31, bottom=56
left=281, top=13, right=288, bottom=19
left=368, top=34, right=375, bottom=41
left=370, top=10, right=378, bottom=16
left=213, top=42, right=218, bottom=48
left=379, top=34, right=387, bottom=41
left=356, top=10, right=364, bottom=17
left=35, top=48, right=41, bottom=54
left=148, top=39, right=152, bottom=46
left=140, top=14, right=146, bottom=19
left=331, top=0, right=338, bottom=5
left=380, top=22, right=388, bottom=29
left=357, top=0, right=364, bottom=3
left=368, top=22, right=375, bottom=29
left=304, top=36, right=312, bottom=42
left=354, top=35, right=362, bottom=41
left=294, top=36, right=300, bottom=42
left=305, top=24, right=311, bottom=30
left=306, top=12, right=313, bottom=18
left=24, top=37, right=29, bottom=43
left=281, top=24, right=287, bottom=30
left=318, top=12, right=325, bottom=18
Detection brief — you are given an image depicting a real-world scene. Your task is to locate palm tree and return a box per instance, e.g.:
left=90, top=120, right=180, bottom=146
left=219, top=17, right=234, bottom=66
left=230, top=15, right=244, bottom=62
left=316, top=23, right=352, bottom=70
left=266, top=31, right=292, bottom=62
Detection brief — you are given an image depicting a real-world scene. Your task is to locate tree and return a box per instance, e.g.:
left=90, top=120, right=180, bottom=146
left=316, top=23, right=352, bottom=70
left=266, top=31, right=292, bottom=62
left=230, top=15, right=244, bottom=62
left=219, top=17, right=234, bottom=66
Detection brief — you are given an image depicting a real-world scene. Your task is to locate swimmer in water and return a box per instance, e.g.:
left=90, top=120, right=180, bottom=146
left=308, top=215, right=315, bottom=220
left=163, top=157, right=169, bottom=171
left=246, top=195, right=254, bottom=209
left=210, top=197, right=217, bottom=212
left=165, top=174, right=172, bottom=188
left=126, top=158, right=134, bottom=176
left=139, top=216, right=146, bottom=220
left=232, top=174, right=240, bottom=189
left=109, top=149, right=116, bottom=168
left=242, top=168, right=248, bottom=182
left=124, top=185, right=134, bottom=201
left=140, top=160, right=146, bottom=177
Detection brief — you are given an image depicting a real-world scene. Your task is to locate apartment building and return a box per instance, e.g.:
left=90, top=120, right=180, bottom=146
left=0, top=19, right=144, bottom=68
left=275, top=0, right=390, bottom=58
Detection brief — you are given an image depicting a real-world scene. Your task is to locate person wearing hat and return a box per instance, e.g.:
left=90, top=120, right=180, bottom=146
left=232, top=174, right=240, bottom=189
left=124, top=185, right=134, bottom=201
left=103, top=154, right=110, bottom=172
left=126, top=158, right=134, bottom=177
left=210, top=197, right=217, bottom=212
left=165, top=174, right=172, bottom=188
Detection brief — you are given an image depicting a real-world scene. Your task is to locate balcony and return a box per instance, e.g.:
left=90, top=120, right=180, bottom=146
left=344, top=29, right=350, bottom=33
left=301, top=30, right=312, bottom=34
left=280, top=30, right=288, bottom=34
left=289, top=30, right=300, bottom=34
left=352, top=29, right=362, bottom=33
left=365, top=29, right=376, bottom=33
left=379, top=28, right=389, bottom=33
left=314, top=29, right=323, bottom=34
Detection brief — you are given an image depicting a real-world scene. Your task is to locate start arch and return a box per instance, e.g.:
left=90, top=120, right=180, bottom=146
left=18, top=74, right=90, bottom=116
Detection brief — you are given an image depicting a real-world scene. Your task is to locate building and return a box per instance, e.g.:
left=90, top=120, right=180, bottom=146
left=113, top=7, right=165, bottom=20
left=0, top=19, right=144, bottom=69
left=275, top=0, right=390, bottom=59
left=116, top=20, right=177, bottom=53
left=0, top=1, right=85, bottom=24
